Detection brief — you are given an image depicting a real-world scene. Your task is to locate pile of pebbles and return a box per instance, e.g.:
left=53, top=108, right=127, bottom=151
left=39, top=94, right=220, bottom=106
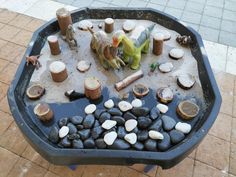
left=48, top=99, right=191, bottom=151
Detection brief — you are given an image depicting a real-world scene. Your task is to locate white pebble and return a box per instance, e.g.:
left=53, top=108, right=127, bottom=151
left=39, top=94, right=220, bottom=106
left=102, top=120, right=117, bottom=130
left=156, top=103, right=168, bottom=113
left=118, top=101, right=133, bottom=112
left=124, top=133, right=137, bottom=145
left=104, top=99, right=114, bottom=109
left=59, top=126, right=69, bottom=138
left=131, top=99, right=142, bottom=108
left=84, top=104, right=96, bottom=114
left=149, top=130, right=164, bottom=140
left=104, top=131, right=117, bottom=145
left=175, top=122, right=191, bottom=134
left=125, top=119, right=137, bottom=132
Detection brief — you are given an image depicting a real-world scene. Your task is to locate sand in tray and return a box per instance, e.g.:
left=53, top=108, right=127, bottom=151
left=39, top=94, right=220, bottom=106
left=28, top=19, right=205, bottom=105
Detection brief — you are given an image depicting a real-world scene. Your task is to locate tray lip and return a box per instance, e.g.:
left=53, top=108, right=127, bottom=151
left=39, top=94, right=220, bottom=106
left=7, top=7, right=222, bottom=167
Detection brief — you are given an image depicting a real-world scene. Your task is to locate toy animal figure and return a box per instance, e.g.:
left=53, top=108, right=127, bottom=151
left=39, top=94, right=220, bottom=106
left=66, top=24, right=78, bottom=49
left=89, top=28, right=125, bottom=70
left=112, top=24, right=155, bottom=70
left=26, top=54, right=42, bottom=69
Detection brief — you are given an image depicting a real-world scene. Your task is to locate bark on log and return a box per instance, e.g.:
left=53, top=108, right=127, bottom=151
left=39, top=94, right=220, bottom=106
left=84, top=77, right=101, bottom=100
left=115, top=70, right=144, bottom=91
left=56, top=8, right=72, bottom=36
left=49, top=61, right=68, bottom=82
left=47, top=35, right=61, bottom=55
left=153, top=33, right=164, bottom=56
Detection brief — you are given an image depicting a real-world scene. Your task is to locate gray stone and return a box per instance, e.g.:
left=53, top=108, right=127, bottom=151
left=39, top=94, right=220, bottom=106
left=117, top=126, right=127, bottom=139
left=59, top=136, right=71, bottom=148
left=72, top=139, right=84, bottom=149
left=84, top=138, right=95, bottom=148
left=149, top=119, right=162, bottom=131
left=145, top=139, right=157, bottom=151
left=133, top=142, right=144, bottom=151
left=91, top=126, right=103, bottom=139
left=108, top=108, right=123, bottom=116
left=137, top=130, right=149, bottom=141
left=48, top=126, right=59, bottom=143
left=131, top=107, right=150, bottom=117
left=78, top=129, right=90, bottom=140
left=83, top=114, right=95, bottom=128
left=150, top=107, right=160, bottom=120
left=111, top=116, right=125, bottom=125
left=58, top=117, right=69, bottom=128
left=95, top=138, right=107, bottom=149
left=169, top=129, right=185, bottom=144
left=157, top=132, right=171, bottom=151
left=99, top=112, right=111, bottom=124
left=67, top=123, right=77, bottom=135
left=110, top=139, right=130, bottom=149
left=70, top=116, right=83, bottom=125
left=161, top=115, right=176, bottom=131
left=123, top=112, right=137, bottom=120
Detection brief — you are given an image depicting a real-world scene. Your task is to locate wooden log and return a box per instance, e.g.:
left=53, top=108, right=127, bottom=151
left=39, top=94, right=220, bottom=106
left=47, top=35, right=61, bottom=55
left=84, top=77, right=101, bottom=100
left=153, top=33, right=164, bottom=55
left=34, top=103, right=53, bottom=122
left=56, top=8, right=72, bottom=36
left=104, top=18, right=114, bottom=33
left=115, top=70, right=144, bottom=91
left=49, top=61, right=68, bottom=82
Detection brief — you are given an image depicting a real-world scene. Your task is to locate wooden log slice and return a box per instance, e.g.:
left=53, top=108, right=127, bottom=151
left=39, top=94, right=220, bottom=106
left=153, top=33, right=164, bottom=55
left=76, top=60, right=91, bottom=72
left=34, top=102, right=53, bottom=122
left=176, top=100, right=199, bottom=120
left=49, top=61, right=68, bottom=82
left=104, top=18, right=114, bottom=33
left=156, top=87, right=174, bottom=103
left=26, top=84, right=45, bottom=100
left=177, top=74, right=195, bottom=90
left=84, top=77, right=101, bottom=100
left=159, top=30, right=171, bottom=41
left=123, top=20, right=136, bottom=33
left=169, top=48, right=184, bottom=60
left=158, top=62, right=174, bottom=73
left=133, top=83, right=149, bottom=98
left=47, top=35, right=61, bottom=55
left=56, top=8, right=72, bottom=36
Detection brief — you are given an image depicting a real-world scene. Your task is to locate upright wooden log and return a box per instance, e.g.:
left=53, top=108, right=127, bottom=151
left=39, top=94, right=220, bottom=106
left=47, top=35, right=61, bottom=55
left=56, top=8, right=72, bottom=36
left=153, top=33, right=164, bottom=55
left=84, top=77, right=101, bottom=100
left=49, top=61, right=68, bottom=82
left=34, top=103, right=53, bottom=122
left=115, top=70, right=144, bottom=91
left=104, top=18, right=114, bottom=33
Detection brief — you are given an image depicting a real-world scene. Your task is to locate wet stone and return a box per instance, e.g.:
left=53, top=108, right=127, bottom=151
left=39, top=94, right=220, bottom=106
left=72, top=139, right=84, bottom=149
left=49, top=126, right=59, bottom=143
left=99, top=112, right=111, bottom=124
left=78, top=129, right=90, bottom=140
left=67, top=133, right=80, bottom=140
left=125, top=119, right=137, bottom=132
left=124, top=133, right=137, bottom=145
left=137, top=116, right=152, bottom=129
left=58, top=117, right=69, bottom=127
left=83, top=114, right=95, bottom=128
left=137, top=130, right=149, bottom=141
left=102, top=120, right=117, bottom=130
left=145, top=139, right=157, bottom=151
left=133, top=142, right=144, bottom=151
left=118, top=101, right=133, bottom=112
left=60, top=136, right=71, bottom=148
left=70, top=116, right=83, bottom=125
left=94, top=120, right=100, bottom=127
left=157, top=132, right=171, bottom=151
left=84, top=138, right=95, bottom=148
left=94, top=109, right=106, bottom=119
left=108, top=108, right=123, bottom=116
left=110, top=139, right=130, bottom=150
left=150, top=107, right=160, bottom=120
left=123, top=112, right=137, bottom=120
left=91, top=126, right=103, bottom=139
left=169, top=129, right=185, bottom=144
left=59, top=126, right=69, bottom=138
left=95, top=138, right=107, bottom=149
left=149, top=119, right=162, bottom=131
left=76, top=124, right=84, bottom=130
left=117, top=126, right=127, bottom=139
left=132, top=107, right=150, bottom=117
left=104, top=131, right=117, bottom=145
left=111, top=116, right=125, bottom=125
left=131, top=127, right=139, bottom=134
left=161, top=115, right=176, bottom=131
left=67, top=123, right=77, bottom=134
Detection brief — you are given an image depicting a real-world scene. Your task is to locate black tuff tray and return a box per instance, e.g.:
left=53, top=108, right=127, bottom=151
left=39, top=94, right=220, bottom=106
left=7, top=8, right=221, bottom=169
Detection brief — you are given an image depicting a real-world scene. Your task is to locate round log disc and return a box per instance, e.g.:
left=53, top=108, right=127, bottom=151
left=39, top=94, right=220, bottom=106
left=84, top=77, right=101, bottom=100
left=133, top=83, right=149, bottom=98
left=176, top=100, right=199, bottom=120
left=177, top=74, right=195, bottom=89
left=156, top=87, right=174, bottom=103
left=26, top=84, right=45, bottom=100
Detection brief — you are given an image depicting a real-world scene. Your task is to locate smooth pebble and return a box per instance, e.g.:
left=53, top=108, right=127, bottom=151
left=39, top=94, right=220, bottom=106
left=124, top=133, right=137, bottom=145
left=125, top=119, right=138, bottom=132
left=149, top=130, right=164, bottom=140
left=102, top=120, right=117, bottom=130
left=85, top=104, right=96, bottom=114
left=131, top=99, right=142, bottom=108
left=156, top=103, right=168, bottom=113
left=104, top=131, right=117, bottom=145
left=59, top=126, right=69, bottom=138
left=118, top=101, right=133, bottom=112
left=175, top=122, right=191, bottom=134
left=104, top=99, right=114, bottom=109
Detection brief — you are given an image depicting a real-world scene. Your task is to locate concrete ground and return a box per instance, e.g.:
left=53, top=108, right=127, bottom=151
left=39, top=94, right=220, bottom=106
left=0, top=0, right=236, bottom=177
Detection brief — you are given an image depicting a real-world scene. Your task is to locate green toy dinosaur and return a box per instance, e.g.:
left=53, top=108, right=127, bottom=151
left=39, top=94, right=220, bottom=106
left=112, top=24, right=155, bottom=70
